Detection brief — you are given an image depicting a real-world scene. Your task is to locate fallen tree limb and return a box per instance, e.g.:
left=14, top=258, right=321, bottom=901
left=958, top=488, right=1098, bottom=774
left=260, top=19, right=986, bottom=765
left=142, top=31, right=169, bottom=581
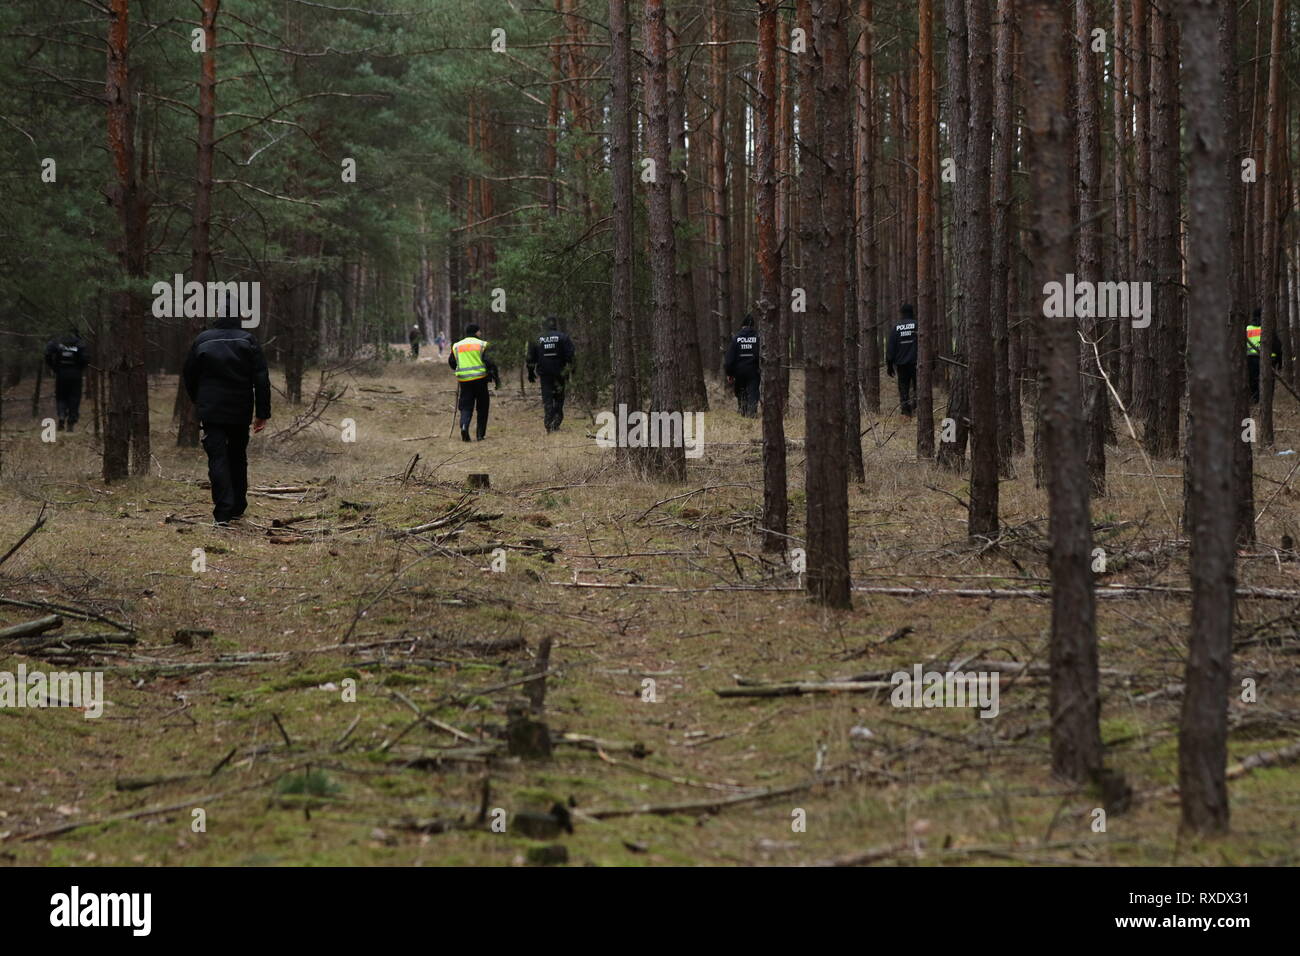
left=0, top=614, right=62, bottom=641
left=585, top=779, right=812, bottom=819
left=0, top=504, right=48, bottom=569
left=0, top=598, right=132, bottom=632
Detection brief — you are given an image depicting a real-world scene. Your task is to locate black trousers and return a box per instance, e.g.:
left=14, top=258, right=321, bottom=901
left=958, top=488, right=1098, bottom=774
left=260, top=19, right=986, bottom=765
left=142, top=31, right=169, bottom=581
left=201, top=422, right=250, bottom=523
left=896, top=363, right=917, bottom=414
left=411, top=341, right=420, bottom=358
left=1248, top=354, right=1260, bottom=403
left=54, top=373, right=83, bottom=428
left=733, top=369, right=760, bottom=417
left=540, top=374, right=567, bottom=431
left=458, top=378, right=491, bottom=438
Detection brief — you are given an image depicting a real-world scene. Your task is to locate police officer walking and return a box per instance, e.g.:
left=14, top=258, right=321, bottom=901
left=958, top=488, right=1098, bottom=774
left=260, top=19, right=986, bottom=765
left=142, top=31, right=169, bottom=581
left=1245, top=308, right=1283, bottom=404
left=886, top=303, right=919, bottom=415
left=449, top=323, right=500, bottom=441
left=724, top=315, right=760, bottom=417
left=409, top=324, right=422, bottom=359
left=526, top=316, right=575, bottom=432
left=44, top=329, right=89, bottom=432
left=182, top=314, right=271, bottom=526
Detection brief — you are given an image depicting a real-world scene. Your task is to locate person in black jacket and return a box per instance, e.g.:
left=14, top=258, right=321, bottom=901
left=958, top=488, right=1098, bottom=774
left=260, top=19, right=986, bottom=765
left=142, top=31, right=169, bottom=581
left=526, top=316, right=576, bottom=432
left=182, top=315, right=272, bottom=525
left=886, top=303, right=919, bottom=415
left=724, top=315, right=760, bottom=417
left=44, top=330, right=89, bottom=431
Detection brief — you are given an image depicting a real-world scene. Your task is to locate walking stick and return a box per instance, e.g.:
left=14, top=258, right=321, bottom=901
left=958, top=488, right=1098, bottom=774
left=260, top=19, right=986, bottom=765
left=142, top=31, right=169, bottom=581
left=448, top=381, right=460, bottom=438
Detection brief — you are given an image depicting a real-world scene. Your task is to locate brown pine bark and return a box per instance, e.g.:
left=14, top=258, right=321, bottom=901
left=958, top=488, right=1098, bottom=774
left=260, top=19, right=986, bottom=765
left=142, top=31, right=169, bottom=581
left=1258, top=0, right=1285, bottom=446
left=1131, top=0, right=1152, bottom=431
left=176, top=0, right=220, bottom=449
left=805, top=0, right=852, bottom=609
left=776, top=12, right=793, bottom=407
left=104, top=0, right=150, bottom=482
left=757, top=0, right=789, bottom=553
left=855, top=0, right=879, bottom=414
left=609, top=0, right=639, bottom=464
left=1024, top=0, right=1103, bottom=783
left=667, top=21, right=708, bottom=411
left=937, top=0, right=971, bottom=473
left=1076, top=0, right=1107, bottom=493
left=709, top=0, right=732, bottom=371
left=966, top=0, right=997, bottom=537
left=915, top=0, right=936, bottom=459
left=991, top=0, right=1018, bottom=468
left=1176, top=0, right=1236, bottom=835
left=644, top=0, right=686, bottom=481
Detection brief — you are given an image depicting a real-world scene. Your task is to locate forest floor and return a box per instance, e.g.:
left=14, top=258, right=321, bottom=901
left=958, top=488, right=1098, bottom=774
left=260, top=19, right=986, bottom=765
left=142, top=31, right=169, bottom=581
left=1, top=356, right=1298, bottom=867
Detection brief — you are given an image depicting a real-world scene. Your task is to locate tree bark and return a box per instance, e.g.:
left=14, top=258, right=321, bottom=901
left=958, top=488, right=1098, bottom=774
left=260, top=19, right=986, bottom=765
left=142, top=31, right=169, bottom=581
left=643, top=0, right=687, bottom=481
left=1024, top=0, right=1103, bottom=784
left=1176, top=0, right=1235, bottom=836
left=757, top=0, right=789, bottom=553
left=1258, top=0, right=1284, bottom=447
left=176, top=0, right=220, bottom=449
left=915, top=0, right=936, bottom=459
left=1076, top=0, right=1107, bottom=494
left=965, top=0, right=998, bottom=537
left=805, top=0, right=852, bottom=609
left=991, top=0, right=1016, bottom=473
left=609, top=0, right=639, bottom=466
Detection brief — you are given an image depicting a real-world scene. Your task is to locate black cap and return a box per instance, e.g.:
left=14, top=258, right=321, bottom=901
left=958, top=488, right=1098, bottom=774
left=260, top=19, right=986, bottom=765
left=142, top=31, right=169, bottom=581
left=741, top=313, right=755, bottom=328
left=545, top=316, right=559, bottom=330
left=465, top=323, right=480, bottom=337
left=1252, top=308, right=1262, bottom=320
left=901, top=303, right=915, bottom=318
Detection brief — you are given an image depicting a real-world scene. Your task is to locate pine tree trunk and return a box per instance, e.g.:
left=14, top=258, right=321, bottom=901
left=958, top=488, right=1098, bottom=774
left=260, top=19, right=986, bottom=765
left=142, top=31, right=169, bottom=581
left=966, top=0, right=998, bottom=536
left=805, top=0, right=852, bottom=609
left=855, top=0, right=879, bottom=414
left=1176, top=0, right=1235, bottom=835
left=1024, top=0, right=1103, bottom=783
left=991, top=0, right=1016, bottom=473
left=608, top=0, right=639, bottom=465
left=1258, top=0, right=1284, bottom=447
left=643, top=0, right=686, bottom=481
left=915, top=0, right=936, bottom=459
left=757, top=0, right=789, bottom=553
left=1076, top=0, right=1107, bottom=493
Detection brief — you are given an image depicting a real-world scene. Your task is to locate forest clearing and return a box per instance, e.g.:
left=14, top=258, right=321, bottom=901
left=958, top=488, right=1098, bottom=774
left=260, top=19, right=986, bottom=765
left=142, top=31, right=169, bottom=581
left=1, top=360, right=1297, bottom=867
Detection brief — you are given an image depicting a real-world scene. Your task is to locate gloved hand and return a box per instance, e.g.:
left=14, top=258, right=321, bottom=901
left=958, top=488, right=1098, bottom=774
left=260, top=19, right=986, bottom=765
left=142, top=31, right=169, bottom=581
left=528, top=371, right=536, bottom=383
left=887, top=364, right=895, bottom=378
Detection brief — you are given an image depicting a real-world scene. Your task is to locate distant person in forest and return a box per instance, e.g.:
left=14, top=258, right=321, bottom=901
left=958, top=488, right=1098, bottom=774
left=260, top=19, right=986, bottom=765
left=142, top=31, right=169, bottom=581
left=1246, top=307, right=1284, bottom=404
left=435, top=331, right=447, bottom=357
left=182, top=314, right=271, bottom=526
left=44, top=329, right=89, bottom=432
left=887, top=303, right=919, bottom=416
left=526, top=316, right=576, bottom=432
left=409, top=324, right=422, bottom=359
left=449, top=323, right=500, bottom=441
left=724, top=314, right=760, bottom=417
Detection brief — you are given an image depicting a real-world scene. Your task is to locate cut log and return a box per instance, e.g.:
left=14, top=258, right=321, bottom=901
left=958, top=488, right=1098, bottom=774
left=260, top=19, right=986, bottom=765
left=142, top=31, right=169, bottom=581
left=467, top=473, right=490, bottom=489
left=0, top=615, right=62, bottom=641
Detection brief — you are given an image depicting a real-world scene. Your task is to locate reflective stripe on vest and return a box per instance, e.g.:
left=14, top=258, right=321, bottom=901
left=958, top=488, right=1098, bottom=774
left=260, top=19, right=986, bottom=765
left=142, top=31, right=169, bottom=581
left=1246, top=326, right=1262, bottom=356
left=453, top=337, right=488, bottom=381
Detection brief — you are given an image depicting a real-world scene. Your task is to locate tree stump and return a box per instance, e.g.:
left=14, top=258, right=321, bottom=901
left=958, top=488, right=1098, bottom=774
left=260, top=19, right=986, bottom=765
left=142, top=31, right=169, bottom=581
left=467, top=473, right=490, bottom=489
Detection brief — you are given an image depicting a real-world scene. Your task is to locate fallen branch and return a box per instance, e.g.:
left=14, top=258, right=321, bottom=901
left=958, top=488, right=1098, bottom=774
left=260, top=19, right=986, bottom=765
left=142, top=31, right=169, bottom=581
left=0, top=504, right=48, bottom=568
left=0, top=614, right=62, bottom=641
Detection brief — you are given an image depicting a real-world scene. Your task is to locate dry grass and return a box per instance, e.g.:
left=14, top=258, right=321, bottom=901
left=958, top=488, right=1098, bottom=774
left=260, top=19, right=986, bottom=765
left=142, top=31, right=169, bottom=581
left=0, top=356, right=1297, bottom=866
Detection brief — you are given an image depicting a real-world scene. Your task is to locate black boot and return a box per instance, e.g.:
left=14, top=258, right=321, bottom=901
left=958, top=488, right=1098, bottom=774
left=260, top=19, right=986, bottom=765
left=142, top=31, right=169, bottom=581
left=460, top=426, right=471, bottom=442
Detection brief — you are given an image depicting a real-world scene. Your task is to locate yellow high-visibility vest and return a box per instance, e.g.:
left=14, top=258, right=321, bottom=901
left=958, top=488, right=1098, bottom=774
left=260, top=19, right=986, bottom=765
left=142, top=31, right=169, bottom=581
left=1246, top=325, right=1262, bottom=356
left=453, top=337, right=488, bottom=381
